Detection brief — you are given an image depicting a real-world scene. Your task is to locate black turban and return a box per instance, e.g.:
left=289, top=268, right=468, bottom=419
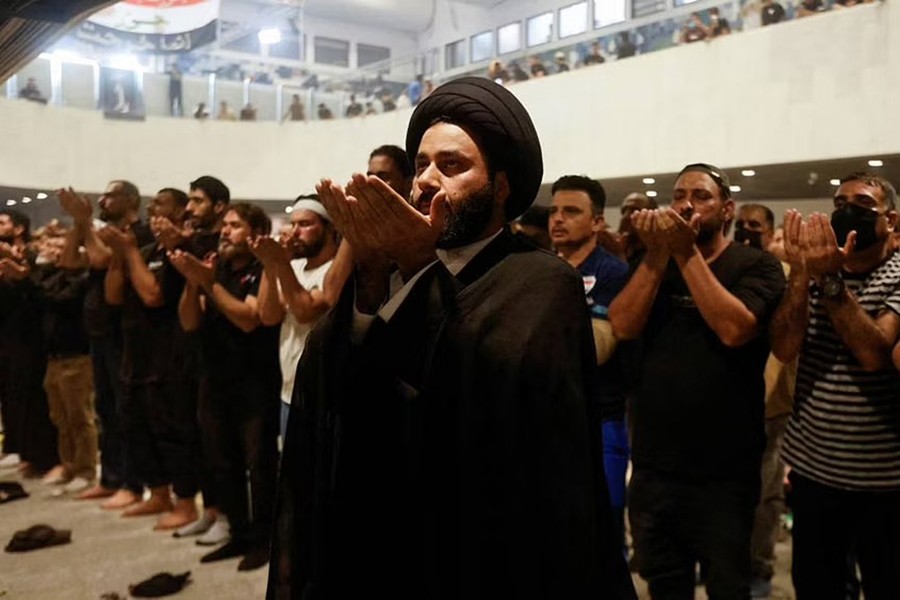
left=405, top=77, right=543, bottom=220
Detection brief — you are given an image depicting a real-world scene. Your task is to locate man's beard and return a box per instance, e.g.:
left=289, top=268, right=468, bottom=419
left=218, top=239, right=249, bottom=262
left=290, top=234, right=324, bottom=260
left=0, top=234, right=14, bottom=244
left=435, top=183, right=495, bottom=249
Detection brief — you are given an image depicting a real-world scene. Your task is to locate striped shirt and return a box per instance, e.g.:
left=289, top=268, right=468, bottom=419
left=783, top=251, right=900, bottom=491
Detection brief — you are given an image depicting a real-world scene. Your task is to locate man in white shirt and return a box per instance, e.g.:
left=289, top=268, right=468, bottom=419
left=252, top=196, right=338, bottom=440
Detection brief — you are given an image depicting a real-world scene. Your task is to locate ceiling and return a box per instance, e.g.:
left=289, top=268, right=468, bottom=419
left=232, top=0, right=438, bottom=33
left=0, top=0, right=116, bottom=81
left=536, top=155, right=900, bottom=208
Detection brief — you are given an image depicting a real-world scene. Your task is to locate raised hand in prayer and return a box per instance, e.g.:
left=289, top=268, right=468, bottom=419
left=782, top=209, right=807, bottom=273
left=803, top=212, right=853, bottom=282
left=657, top=208, right=700, bottom=257
left=630, top=209, right=670, bottom=257
left=150, top=216, right=189, bottom=252
left=57, top=187, right=93, bottom=225
left=96, top=224, right=137, bottom=255
left=168, top=249, right=216, bottom=289
left=249, top=235, right=290, bottom=267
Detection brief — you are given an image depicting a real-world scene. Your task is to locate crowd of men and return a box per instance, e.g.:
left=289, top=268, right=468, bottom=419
left=1, top=77, right=899, bottom=600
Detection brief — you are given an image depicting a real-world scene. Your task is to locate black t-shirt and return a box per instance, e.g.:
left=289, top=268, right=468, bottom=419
left=120, top=243, right=189, bottom=385
left=37, top=266, right=90, bottom=357
left=199, top=260, right=279, bottom=387
left=0, top=248, right=41, bottom=355
left=630, top=243, right=785, bottom=480
left=186, top=230, right=220, bottom=260
left=83, top=221, right=154, bottom=338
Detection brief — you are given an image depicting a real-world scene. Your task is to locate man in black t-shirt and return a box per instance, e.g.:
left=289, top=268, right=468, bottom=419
left=57, top=182, right=153, bottom=508
left=610, top=164, right=785, bottom=599
left=172, top=203, right=279, bottom=572
left=99, top=188, right=201, bottom=530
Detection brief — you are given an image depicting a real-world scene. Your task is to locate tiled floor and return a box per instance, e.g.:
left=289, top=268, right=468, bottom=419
left=0, top=468, right=795, bottom=599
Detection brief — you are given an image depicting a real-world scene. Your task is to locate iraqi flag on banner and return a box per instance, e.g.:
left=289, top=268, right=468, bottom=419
left=77, top=0, right=221, bottom=53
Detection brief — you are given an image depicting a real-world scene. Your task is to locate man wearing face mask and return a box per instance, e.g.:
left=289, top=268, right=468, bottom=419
left=771, top=173, right=900, bottom=599
left=610, top=164, right=786, bottom=599
left=736, top=203, right=797, bottom=598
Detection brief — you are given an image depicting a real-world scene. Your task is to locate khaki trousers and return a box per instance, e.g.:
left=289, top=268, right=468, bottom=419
left=44, top=355, right=98, bottom=480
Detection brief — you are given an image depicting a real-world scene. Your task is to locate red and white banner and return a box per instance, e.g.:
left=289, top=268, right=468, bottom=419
left=87, top=0, right=220, bottom=36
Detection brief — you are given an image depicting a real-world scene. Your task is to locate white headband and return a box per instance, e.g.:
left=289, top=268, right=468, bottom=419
left=291, top=199, right=330, bottom=222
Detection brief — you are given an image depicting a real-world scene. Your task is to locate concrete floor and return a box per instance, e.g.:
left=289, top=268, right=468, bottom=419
left=0, top=468, right=796, bottom=599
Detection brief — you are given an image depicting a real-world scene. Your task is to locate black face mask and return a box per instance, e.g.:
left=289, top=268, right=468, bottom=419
left=831, top=203, right=880, bottom=251
left=734, top=227, right=763, bottom=249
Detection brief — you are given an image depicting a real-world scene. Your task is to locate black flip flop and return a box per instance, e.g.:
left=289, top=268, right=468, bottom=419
left=5, top=524, right=72, bottom=552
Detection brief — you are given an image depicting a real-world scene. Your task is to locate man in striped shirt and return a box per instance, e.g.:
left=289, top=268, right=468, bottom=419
left=770, top=172, right=900, bottom=600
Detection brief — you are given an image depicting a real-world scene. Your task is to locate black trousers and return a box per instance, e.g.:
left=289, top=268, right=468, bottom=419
left=0, top=344, right=57, bottom=471
left=122, top=379, right=200, bottom=498
left=630, top=468, right=758, bottom=600
left=790, top=471, right=900, bottom=600
left=90, top=335, right=141, bottom=492
left=198, top=375, right=278, bottom=547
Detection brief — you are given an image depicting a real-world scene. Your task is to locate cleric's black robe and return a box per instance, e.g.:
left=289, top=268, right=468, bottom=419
left=267, top=230, right=636, bottom=600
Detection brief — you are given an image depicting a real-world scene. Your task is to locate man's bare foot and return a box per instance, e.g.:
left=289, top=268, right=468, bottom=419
left=122, top=491, right=173, bottom=517
left=41, top=465, right=69, bottom=485
left=101, top=489, right=141, bottom=510
left=76, top=484, right=117, bottom=500
left=155, top=498, right=199, bottom=530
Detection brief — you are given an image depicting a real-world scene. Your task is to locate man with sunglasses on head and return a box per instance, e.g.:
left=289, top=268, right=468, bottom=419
left=610, top=163, right=785, bottom=599
left=771, top=173, right=900, bottom=600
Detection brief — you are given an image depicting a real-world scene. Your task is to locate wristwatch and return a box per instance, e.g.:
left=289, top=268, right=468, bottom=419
left=820, top=273, right=845, bottom=300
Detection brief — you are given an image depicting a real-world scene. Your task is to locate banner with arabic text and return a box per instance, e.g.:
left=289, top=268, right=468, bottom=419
left=78, top=0, right=220, bottom=53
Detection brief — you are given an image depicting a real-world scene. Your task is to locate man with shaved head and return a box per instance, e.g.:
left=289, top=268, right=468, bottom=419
left=269, top=78, right=634, bottom=599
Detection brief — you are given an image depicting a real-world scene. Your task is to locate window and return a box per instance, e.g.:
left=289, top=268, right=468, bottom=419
left=594, top=0, right=627, bottom=28
left=497, top=22, right=521, bottom=54
left=358, top=43, right=390, bottom=68
left=674, top=0, right=702, bottom=5
left=224, top=33, right=260, bottom=55
left=632, top=0, right=666, bottom=18
left=526, top=12, right=554, bottom=47
left=470, top=31, right=493, bottom=63
left=445, top=39, right=466, bottom=70
left=558, top=2, right=587, bottom=38
left=314, top=37, right=349, bottom=67
left=269, top=34, right=301, bottom=60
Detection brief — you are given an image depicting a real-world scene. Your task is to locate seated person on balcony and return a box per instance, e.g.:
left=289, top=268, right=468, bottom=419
left=583, top=41, right=606, bottom=66
left=680, top=13, right=708, bottom=43
left=217, top=101, right=236, bottom=121
left=345, top=95, right=363, bottom=118
left=283, top=95, right=306, bottom=122
left=797, top=0, right=825, bottom=16
left=239, top=103, right=257, bottom=121
left=19, top=78, right=48, bottom=104
left=761, top=0, right=787, bottom=25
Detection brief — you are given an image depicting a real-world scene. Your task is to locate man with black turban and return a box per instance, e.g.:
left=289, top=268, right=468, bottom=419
left=268, top=77, right=636, bottom=600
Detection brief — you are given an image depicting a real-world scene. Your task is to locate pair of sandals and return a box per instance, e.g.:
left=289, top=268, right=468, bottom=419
left=5, top=523, right=71, bottom=552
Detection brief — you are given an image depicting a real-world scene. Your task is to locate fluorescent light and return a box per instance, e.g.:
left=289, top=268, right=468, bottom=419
left=868, top=159, right=884, bottom=167
left=107, top=54, right=141, bottom=70
left=6, top=199, right=16, bottom=206
left=21, top=196, right=32, bottom=204
left=729, top=185, right=742, bottom=193
left=646, top=190, right=658, bottom=198
left=741, top=169, right=756, bottom=177
left=830, top=179, right=841, bottom=186
left=258, top=28, right=282, bottom=45
left=642, top=177, right=656, bottom=185
left=284, top=206, right=293, bottom=213
left=36, top=192, right=48, bottom=200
